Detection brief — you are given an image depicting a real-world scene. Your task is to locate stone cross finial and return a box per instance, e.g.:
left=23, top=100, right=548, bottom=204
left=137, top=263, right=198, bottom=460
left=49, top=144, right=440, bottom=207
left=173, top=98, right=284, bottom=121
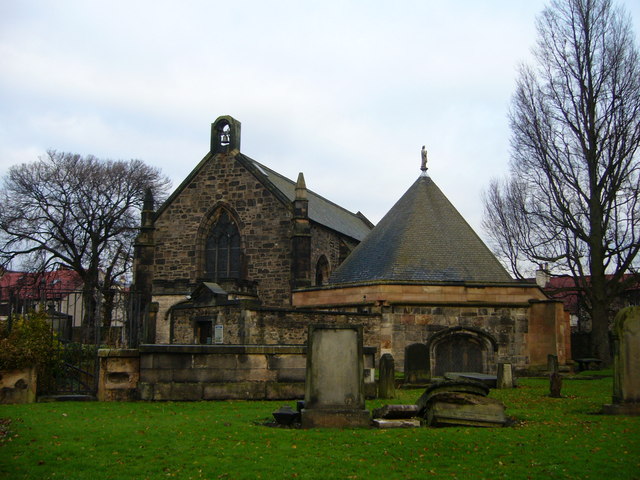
left=421, top=146, right=428, bottom=173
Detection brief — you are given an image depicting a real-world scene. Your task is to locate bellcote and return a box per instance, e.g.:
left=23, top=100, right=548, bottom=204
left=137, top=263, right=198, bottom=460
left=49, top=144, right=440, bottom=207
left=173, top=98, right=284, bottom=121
left=211, top=116, right=241, bottom=153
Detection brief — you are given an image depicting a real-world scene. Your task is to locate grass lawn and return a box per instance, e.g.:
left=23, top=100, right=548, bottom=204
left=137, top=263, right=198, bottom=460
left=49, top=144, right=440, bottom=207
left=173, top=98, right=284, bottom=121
left=1, top=373, right=639, bottom=480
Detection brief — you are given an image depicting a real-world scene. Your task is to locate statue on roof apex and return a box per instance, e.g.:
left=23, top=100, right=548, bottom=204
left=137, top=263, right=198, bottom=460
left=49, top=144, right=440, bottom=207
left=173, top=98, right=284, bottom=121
left=421, top=146, right=428, bottom=173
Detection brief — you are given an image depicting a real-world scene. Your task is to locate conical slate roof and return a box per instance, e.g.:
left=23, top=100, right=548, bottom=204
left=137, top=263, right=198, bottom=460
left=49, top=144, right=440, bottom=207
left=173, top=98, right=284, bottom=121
left=329, top=174, right=513, bottom=285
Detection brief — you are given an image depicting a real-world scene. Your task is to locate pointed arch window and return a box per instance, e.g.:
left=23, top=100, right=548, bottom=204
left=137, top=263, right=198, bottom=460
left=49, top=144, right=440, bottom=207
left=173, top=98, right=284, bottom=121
left=315, top=255, right=330, bottom=286
left=205, top=211, right=241, bottom=280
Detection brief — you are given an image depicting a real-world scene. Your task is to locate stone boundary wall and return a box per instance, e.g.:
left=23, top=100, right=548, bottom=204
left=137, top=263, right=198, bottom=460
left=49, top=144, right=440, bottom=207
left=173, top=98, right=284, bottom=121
left=136, top=344, right=377, bottom=401
left=0, top=367, right=37, bottom=404
left=98, top=349, right=140, bottom=401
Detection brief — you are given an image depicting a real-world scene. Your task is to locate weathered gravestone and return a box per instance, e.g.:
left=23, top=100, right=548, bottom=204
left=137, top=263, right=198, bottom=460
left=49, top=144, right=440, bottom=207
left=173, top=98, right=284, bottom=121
left=404, top=343, right=430, bottom=384
left=301, top=325, right=371, bottom=428
left=548, top=354, right=562, bottom=398
left=548, top=353, right=559, bottom=373
left=603, top=306, right=640, bottom=415
left=415, top=380, right=506, bottom=427
left=378, top=353, right=396, bottom=399
left=497, top=363, right=514, bottom=389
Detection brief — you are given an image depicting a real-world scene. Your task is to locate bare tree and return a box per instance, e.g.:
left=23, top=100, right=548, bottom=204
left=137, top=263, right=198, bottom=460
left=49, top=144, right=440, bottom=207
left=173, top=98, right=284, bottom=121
left=0, top=150, right=171, bottom=341
left=483, top=0, right=640, bottom=363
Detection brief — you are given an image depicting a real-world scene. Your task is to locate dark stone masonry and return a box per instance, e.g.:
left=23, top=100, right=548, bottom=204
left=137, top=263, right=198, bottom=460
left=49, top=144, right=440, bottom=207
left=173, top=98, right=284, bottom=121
left=122, top=115, right=571, bottom=401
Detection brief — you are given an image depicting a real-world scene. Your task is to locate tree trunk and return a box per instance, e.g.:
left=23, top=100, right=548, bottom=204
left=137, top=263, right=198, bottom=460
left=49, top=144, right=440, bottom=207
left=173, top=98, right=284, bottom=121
left=101, top=288, right=115, bottom=329
left=589, top=300, right=611, bottom=365
left=80, top=271, right=100, bottom=344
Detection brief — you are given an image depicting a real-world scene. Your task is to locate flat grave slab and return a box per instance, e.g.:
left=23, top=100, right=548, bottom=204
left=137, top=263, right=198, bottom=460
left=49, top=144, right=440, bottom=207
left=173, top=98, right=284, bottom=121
left=444, top=372, right=497, bottom=388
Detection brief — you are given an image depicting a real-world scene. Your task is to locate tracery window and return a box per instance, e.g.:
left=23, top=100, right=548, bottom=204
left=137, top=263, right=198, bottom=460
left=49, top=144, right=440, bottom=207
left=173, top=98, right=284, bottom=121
left=205, top=211, right=241, bottom=280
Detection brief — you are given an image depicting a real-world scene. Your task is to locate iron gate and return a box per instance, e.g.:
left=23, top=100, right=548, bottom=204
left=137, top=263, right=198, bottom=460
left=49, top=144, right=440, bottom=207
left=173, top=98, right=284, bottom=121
left=2, top=286, right=143, bottom=397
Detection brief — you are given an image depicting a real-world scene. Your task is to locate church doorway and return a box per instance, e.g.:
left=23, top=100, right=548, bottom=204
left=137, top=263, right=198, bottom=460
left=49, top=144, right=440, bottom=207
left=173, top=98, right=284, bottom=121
left=428, top=327, right=497, bottom=377
left=434, top=335, right=483, bottom=375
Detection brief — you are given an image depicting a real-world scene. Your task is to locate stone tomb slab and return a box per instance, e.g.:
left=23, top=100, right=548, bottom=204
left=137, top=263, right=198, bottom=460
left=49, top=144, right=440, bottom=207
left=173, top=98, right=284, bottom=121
left=444, top=372, right=497, bottom=388
left=416, top=379, right=489, bottom=417
left=426, top=392, right=507, bottom=428
left=372, top=404, right=420, bottom=419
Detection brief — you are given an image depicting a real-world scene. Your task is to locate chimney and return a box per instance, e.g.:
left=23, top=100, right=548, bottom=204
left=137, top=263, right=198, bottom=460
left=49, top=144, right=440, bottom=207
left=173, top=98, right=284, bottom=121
left=536, top=263, right=550, bottom=288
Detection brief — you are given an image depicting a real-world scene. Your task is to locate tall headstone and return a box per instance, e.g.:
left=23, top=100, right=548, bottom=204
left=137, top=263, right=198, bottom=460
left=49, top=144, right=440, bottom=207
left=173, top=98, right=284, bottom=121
left=603, top=306, right=640, bottom=415
left=378, top=353, right=396, bottom=399
left=404, top=343, right=430, bottom=384
left=548, top=354, right=562, bottom=398
left=547, top=354, right=559, bottom=373
left=301, top=325, right=371, bottom=428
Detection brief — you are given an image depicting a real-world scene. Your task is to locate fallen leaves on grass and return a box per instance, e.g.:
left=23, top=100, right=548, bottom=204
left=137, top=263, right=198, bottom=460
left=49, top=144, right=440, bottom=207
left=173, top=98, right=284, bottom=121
left=0, top=418, right=12, bottom=441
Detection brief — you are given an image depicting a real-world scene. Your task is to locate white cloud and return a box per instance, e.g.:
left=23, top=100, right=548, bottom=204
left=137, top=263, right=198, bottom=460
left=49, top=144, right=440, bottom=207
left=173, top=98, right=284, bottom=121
left=1, top=0, right=638, bottom=235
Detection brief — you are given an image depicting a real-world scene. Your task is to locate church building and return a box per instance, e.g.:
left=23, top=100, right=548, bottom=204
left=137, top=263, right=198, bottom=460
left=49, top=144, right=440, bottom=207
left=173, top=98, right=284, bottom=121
left=133, top=115, right=570, bottom=377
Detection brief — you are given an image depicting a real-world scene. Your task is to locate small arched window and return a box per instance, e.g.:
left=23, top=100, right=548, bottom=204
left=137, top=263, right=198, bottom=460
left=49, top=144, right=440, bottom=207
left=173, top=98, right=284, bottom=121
left=315, top=255, right=330, bottom=286
left=205, top=211, right=241, bottom=281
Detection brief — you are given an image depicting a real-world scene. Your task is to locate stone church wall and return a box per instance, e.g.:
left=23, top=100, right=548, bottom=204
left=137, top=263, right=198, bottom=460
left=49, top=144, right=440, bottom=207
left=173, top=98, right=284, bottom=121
left=169, top=304, right=382, bottom=347
left=167, top=301, right=543, bottom=374
left=309, top=223, right=356, bottom=285
left=385, top=305, right=530, bottom=373
left=152, top=152, right=293, bottom=307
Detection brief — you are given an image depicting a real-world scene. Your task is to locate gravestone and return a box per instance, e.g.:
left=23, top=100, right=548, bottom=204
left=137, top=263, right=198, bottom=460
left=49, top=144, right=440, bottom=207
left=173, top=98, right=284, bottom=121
left=404, top=343, right=430, bottom=384
left=547, top=354, right=559, bottom=373
left=301, top=325, right=370, bottom=428
left=378, top=353, right=396, bottom=399
left=549, top=373, right=563, bottom=398
left=415, top=379, right=505, bottom=427
left=603, top=306, right=640, bottom=415
left=425, top=392, right=507, bottom=427
left=497, top=363, right=514, bottom=389
left=548, top=354, right=562, bottom=398
left=416, top=379, right=489, bottom=415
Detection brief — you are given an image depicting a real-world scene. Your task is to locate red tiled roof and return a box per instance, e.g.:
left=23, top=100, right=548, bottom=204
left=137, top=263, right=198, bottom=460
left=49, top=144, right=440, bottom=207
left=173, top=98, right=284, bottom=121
left=0, top=270, right=84, bottom=301
left=542, top=274, right=639, bottom=314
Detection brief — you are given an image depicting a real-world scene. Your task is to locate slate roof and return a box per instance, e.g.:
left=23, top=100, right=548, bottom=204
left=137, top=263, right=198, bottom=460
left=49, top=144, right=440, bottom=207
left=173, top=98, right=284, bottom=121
left=158, top=149, right=372, bottom=242
left=329, top=174, right=513, bottom=285
left=156, top=116, right=372, bottom=242
left=243, top=156, right=372, bottom=241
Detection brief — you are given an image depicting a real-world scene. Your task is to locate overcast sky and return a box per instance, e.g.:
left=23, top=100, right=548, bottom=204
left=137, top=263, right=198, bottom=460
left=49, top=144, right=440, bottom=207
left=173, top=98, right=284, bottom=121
left=2, top=0, right=639, bottom=240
